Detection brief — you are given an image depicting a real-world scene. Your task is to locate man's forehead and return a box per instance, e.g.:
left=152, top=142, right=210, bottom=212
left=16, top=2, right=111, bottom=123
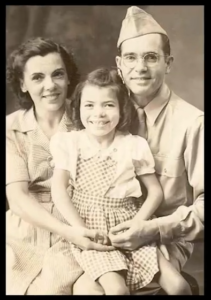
left=121, top=34, right=163, bottom=54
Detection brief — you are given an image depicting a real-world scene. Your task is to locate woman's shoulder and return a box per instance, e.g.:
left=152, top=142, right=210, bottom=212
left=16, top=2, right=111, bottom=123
left=6, top=109, right=26, bottom=132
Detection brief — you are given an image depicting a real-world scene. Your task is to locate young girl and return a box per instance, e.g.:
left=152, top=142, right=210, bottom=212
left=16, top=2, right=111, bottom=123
left=50, top=68, right=192, bottom=295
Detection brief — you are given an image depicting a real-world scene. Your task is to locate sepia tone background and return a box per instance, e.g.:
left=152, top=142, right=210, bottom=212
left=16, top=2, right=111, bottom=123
left=6, top=5, right=204, bottom=114
left=6, top=5, right=204, bottom=294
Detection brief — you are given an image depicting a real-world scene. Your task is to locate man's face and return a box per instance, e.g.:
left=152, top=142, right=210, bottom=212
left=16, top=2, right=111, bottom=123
left=116, top=34, right=172, bottom=101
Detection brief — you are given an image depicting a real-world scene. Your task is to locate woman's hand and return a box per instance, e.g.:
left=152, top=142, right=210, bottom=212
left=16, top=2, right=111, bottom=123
left=67, top=226, right=115, bottom=251
left=109, top=219, right=159, bottom=251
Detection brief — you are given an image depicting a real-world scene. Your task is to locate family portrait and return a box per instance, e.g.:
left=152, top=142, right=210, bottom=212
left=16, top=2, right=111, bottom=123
left=6, top=5, right=204, bottom=295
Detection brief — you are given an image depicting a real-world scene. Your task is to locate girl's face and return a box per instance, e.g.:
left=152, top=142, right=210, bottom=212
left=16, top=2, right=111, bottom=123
left=21, top=52, right=69, bottom=113
left=80, top=84, right=120, bottom=139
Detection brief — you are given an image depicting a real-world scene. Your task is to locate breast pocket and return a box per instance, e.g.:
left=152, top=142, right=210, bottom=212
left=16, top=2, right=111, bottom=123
left=154, top=156, right=185, bottom=178
left=154, top=156, right=187, bottom=208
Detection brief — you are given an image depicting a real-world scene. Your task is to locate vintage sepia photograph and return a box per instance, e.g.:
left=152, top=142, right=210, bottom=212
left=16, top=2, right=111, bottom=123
left=6, top=5, right=204, bottom=295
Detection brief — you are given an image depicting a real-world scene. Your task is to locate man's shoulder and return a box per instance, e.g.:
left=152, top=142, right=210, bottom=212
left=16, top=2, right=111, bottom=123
left=169, top=92, right=204, bottom=121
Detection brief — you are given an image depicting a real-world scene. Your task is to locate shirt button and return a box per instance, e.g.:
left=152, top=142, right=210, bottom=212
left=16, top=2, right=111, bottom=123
left=164, top=168, right=167, bottom=173
left=47, top=156, right=52, bottom=162
left=47, top=156, right=54, bottom=168
left=113, top=148, right=117, bottom=152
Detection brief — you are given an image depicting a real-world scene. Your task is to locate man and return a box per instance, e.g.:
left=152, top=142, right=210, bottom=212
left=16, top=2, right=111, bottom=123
left=73, top=6, right=204, bottom=295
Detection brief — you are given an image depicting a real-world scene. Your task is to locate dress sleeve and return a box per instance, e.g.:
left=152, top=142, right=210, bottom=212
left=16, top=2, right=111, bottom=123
left=6, top=130, right=30, bottom=185
left=131, top=135, right=155, bottom=176
left=50, top=132, right=71, bottom=171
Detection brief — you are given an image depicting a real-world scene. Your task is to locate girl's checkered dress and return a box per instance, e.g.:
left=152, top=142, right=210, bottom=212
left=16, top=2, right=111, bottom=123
left=71, top=151, right=159, bottom=291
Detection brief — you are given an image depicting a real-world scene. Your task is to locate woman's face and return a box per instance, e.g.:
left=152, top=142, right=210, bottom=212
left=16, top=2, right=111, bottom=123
left=21, top=52, right=69, bottom=112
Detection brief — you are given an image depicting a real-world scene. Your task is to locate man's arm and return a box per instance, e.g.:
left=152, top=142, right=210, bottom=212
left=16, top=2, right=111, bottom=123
left=156, top=115, right=204, bottom=243
left=109, top=115, right=204, bottom=249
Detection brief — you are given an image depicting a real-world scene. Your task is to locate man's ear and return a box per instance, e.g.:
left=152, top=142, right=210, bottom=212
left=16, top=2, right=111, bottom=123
left=116, top=56, right=125, bottom=83
left=165, top=56, right=174, bottom=74
left=115, top=56, right=121, bottom=69
left=20, top=80, right=27, bottom=93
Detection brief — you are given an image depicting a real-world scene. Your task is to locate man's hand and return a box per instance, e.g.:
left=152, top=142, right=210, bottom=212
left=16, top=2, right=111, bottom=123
left=109, top=219, right=159, bottom=251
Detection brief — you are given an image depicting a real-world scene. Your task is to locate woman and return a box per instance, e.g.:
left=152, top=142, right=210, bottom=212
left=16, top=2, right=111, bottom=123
left=6, top=37, right=114, bottom=295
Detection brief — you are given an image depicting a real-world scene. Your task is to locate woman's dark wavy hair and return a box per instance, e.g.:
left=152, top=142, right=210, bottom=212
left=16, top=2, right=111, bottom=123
left=6, top=37, right=80, bottom=110
left=70, top=67, right=133, bottom=132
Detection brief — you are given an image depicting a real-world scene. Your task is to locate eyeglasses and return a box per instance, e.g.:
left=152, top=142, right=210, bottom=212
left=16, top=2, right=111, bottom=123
left=122, top=53, right=167, bottom=69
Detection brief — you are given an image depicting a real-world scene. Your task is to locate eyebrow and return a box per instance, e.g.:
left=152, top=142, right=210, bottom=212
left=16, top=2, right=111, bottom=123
left=30, top=72, right=43, bottom=77
left=52, top=68, right=65, bottom=73
left=122, top=52, right=136, bottom=57
left=123, top=51, right=158, bottom=57
left=83, top=100, right=117, bottom=103
left=102, top=100, right=116, bottom=103
left=30, top=68, right=65, bottom=77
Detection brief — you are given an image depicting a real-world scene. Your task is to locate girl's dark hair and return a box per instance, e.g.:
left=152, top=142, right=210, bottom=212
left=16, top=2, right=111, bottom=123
left=70, top=67, right=133, bottom=133
left=6, top=37, right=80, bottom=110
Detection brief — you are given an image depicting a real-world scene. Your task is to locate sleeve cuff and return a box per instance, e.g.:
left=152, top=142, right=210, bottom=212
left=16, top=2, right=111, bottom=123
left=136, top=168, right=155, bottom=176
left=156, top=214, right=180, bottom=244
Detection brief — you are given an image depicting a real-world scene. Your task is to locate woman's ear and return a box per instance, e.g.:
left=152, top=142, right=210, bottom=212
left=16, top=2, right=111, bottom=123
left=20, top=80, right=27, bottom=93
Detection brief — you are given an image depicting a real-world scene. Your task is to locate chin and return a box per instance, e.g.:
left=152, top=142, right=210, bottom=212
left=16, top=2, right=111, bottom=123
left=90, top=130, right=109, bottom=137
left=131, top=87, right=151, bottom=97
left=46, top=102, right=65, bottom=111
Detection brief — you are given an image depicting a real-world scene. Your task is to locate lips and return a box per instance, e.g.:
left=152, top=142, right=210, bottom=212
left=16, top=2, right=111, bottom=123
left=90, top=121, right=109, bottom=125
left=131, top=77, right=151, bottom=80
left=43, top=93, right=60, bottom=98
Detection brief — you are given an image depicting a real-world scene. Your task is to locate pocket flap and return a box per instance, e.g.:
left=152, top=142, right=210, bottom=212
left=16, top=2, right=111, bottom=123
left=154, top=156, right=185, bottom=177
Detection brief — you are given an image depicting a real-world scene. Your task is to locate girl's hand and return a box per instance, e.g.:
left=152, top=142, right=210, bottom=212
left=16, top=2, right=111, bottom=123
left=94, top=231, right=111, bottom=245
left=69, top=226, right=115, bottom=251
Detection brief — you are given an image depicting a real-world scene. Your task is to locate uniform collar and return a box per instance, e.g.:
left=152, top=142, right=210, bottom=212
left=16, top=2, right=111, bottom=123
left=144, top=83, right=171, bottom=126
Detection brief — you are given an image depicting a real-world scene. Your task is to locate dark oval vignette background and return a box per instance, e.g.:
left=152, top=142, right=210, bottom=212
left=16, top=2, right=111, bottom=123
left=6, top=5, right=204, bottom=115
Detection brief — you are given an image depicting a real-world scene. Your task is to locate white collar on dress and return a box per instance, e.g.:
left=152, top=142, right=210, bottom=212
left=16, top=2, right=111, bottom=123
left=78, top=130, right=126, bottom=162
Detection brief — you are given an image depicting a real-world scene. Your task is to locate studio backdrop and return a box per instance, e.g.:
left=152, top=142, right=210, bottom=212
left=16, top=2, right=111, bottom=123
left=6, top=5, right=204, bottom=114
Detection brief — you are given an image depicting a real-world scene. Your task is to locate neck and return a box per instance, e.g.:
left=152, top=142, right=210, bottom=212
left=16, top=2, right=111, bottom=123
left=132, top=84, right=163, bottom=109
left=35, top=105, right=65, bottom=128
left=86, top=130, right=116, bottom=149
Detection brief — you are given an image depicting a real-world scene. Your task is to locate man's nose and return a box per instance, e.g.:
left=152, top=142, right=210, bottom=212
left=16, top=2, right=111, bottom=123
left=134, top=57, right=147, bottom=72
